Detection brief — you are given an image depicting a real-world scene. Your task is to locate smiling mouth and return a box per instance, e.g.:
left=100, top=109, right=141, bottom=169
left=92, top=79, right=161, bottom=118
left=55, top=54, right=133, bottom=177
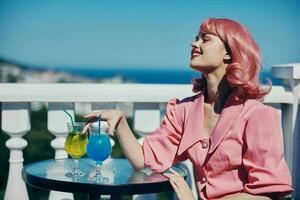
left=191, top=49, right=202, bottom=59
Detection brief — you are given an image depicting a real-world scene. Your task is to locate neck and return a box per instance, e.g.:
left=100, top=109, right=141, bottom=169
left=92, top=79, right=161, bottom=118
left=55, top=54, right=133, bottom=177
left=203, top=66, right=232, bottom=111
left=204, top=68, right=227, bottom=102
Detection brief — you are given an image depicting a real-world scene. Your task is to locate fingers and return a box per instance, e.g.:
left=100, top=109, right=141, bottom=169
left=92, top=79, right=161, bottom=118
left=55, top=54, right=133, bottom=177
left=84, top=112, right=106, bottom=124
left=82, top=123, right=91, bottom=135
left=169, top=168, right=180, bottom=175
left=108, top=126, right=115, bottom=136
left=84, top=112, right=99, bottom=125
left=84, top=112, right=99, bottom=119
left=164, top=172, right=186, bottom=187
left=169, top=178, right=183, bottom=199
left=164, top=168, right=194, bottom=200
left=84, top=110, right=122, bottom=137
left=105, top=120, right=116, bottom=136
left=164, top=172, right=185, bottom=200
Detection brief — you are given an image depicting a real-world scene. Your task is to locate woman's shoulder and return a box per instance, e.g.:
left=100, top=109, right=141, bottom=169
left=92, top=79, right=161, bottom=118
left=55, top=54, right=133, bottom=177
left=243, top=99, right=279, bottom=119
left=165, top=93, right=202, bottom=119
left=168, top=93, right=201, bottom=109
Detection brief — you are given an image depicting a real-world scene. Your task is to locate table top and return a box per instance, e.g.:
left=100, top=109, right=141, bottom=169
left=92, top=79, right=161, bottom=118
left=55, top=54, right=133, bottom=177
left=22, top=158, right=188, bottom=195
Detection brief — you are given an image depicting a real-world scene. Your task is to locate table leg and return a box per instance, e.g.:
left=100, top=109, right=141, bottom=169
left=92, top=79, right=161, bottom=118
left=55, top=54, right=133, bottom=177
left=88, top=193, right=100, bottom=200
left=110, top=194, right=121, bottom=200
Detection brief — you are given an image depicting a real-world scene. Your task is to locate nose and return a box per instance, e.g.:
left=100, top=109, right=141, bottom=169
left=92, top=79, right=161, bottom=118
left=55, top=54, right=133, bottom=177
left=191, top=40, right=200, bottom=49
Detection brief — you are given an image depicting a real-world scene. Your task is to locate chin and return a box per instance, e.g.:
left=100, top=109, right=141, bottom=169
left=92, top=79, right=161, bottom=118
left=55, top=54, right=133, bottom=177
left=190, top=64, right=211, bottom=74
left=190, top=62, right=202, bottom=71
left=189, top=61, right=198, bottom=68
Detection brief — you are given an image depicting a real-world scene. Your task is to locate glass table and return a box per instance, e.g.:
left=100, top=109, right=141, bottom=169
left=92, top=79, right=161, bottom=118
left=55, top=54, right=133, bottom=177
left=22, top=158, right=188, bottom=200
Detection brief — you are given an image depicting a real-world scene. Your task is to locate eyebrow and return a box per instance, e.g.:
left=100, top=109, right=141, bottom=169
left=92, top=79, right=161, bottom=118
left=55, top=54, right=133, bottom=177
left=196, top=33, right=211, bottom=39
left=202, top=34, right=212, bottom=39
left=195, top=33, right=214, bottom=41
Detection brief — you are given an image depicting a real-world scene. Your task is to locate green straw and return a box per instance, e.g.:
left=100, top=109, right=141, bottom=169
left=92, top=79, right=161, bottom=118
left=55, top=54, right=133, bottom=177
left=63, top=109, right=75, bottom=130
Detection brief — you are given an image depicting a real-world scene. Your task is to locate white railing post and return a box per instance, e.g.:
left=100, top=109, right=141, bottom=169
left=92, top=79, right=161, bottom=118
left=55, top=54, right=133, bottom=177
left=47, top=102, right=74, bottom=200
left=133, top=102, right=161, bottom=142
left=132, top=102, right=161, bottom=200
left=272, top=63, right=300, bottom=198
left=2, top=102, right=30, bottom=200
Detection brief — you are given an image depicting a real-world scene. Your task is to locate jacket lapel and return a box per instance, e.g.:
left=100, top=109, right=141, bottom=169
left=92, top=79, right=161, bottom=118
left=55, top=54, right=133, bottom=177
left=177, top=93, right=204, bottom=155
left=208, top=92, right=245, bottom=154
left=177, top=91, right=245, bottom=156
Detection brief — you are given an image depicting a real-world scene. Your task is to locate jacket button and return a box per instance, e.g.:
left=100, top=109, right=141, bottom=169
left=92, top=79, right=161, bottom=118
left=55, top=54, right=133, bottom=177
left=201, top=141, right=208, bottom=149
left=202, top=177, right=207, bottom=183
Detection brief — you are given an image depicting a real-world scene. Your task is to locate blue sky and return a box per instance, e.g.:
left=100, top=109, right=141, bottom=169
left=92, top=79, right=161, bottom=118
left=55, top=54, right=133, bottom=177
left=0, top=0, right=299, bottom=71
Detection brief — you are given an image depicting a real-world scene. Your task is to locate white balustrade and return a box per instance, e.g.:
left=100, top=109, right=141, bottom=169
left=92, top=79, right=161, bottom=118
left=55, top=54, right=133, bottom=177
left=133, top=102, right=161, bottom=139
left=0, top=63, right=299, bottom=199
left=2, top=102, right=30, bottom=200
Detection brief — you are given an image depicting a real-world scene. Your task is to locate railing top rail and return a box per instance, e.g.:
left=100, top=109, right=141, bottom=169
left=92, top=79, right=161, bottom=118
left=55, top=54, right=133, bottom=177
left=0, top=83, right=295, bottom=104
left=272, top=63, right=300, bottom=79
left=0, top=83, right=195, bottom=102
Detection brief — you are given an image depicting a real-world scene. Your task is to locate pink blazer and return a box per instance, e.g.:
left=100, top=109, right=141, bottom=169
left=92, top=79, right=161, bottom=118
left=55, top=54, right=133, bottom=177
left=142, top=92, right=293, bottom=199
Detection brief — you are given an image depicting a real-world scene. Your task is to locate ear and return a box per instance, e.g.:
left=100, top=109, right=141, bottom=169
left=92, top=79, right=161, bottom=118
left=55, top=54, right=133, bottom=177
left=223, top=52, right=232, bottom=64
left=223, top=42, right=232, bottom=63
left=224, top=53, right=231, bottom=60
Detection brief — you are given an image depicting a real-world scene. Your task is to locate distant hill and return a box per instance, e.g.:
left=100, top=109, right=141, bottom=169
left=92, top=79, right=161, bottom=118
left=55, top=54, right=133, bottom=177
left=0, top=57, right=281, bottom=85
left=0, top=58, right=127, bottom=83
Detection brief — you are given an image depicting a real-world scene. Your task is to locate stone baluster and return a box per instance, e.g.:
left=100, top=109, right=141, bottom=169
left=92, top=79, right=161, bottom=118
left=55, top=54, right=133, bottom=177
left=47, top=102, right=74, bottom=200
left=133, top=102, right=161, bottom=143
left=132, top=102, right=161, bottom=200
left=2, top=102, right=30, bottom=200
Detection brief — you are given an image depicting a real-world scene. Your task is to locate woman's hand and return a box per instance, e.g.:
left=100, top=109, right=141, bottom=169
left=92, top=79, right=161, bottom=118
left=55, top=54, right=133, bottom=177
left=164, top=168, right=195, bottom=200
left=84, top=109, right=125, bottom=136
left=85, top=109, right=145, bottom=170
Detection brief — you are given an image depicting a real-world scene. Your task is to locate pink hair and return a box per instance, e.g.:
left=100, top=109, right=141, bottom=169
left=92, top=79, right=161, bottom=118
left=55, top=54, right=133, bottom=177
left=192, top=18, right=271, bottom=99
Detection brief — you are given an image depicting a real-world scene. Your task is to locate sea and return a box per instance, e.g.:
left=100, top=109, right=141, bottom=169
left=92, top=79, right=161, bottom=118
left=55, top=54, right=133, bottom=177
left=58, top=68, right=280, bottom=85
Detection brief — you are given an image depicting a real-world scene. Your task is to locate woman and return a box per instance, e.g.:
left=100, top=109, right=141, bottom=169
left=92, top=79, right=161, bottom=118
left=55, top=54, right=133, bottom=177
left=85, top=18, right=293, bottom=199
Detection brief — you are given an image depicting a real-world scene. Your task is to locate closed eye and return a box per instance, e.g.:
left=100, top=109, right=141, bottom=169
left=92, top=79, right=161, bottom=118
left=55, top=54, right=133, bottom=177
left=202, top=35, right=210, bottom=43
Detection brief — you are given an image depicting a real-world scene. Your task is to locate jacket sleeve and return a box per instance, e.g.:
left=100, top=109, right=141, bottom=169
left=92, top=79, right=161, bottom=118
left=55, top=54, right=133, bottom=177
left=142, top=99, right=187, bottom=173
left=243, top=105, right=293, bottom=197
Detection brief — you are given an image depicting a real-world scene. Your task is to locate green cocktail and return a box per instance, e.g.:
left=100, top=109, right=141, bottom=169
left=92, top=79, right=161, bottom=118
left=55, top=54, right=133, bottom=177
left=65, top=122, right=88, bottom=177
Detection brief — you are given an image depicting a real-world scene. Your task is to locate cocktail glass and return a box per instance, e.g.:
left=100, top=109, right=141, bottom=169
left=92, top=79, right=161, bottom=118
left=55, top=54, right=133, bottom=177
left=64, top=122, right=88, bottom=177
left=87, top=122, right=112, bottom=183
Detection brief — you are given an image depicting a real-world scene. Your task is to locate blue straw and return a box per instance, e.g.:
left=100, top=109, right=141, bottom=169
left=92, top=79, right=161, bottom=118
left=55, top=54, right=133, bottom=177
left=62, top=109, right=75, bottom=130
left=98, top=114, right=101, bottom=134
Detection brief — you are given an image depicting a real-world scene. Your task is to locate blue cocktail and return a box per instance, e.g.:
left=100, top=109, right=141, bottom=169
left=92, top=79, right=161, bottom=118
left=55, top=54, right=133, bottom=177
left=87, top=122, right=112, bottom=183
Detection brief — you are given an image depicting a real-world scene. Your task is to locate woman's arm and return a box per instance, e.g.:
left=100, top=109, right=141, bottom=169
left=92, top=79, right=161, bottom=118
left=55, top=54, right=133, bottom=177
left=85, top=110, right=145, bottom=170
left=116, top=112, right=145, bottom=170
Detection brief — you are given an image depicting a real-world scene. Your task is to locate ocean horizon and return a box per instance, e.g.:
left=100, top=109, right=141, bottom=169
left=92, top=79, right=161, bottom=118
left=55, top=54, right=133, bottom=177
left=57, top=68, right=280, bottom=85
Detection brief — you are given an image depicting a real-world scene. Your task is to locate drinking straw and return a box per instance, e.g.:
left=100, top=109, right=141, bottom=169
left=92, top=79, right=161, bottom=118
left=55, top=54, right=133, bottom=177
left=63, top=109, right=75, bottom=129
left=98, top=114, right=101, bottom=134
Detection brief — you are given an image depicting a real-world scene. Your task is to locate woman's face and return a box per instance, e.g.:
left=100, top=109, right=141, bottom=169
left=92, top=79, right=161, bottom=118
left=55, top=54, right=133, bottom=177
left=190, top=33, right=230, bottom=74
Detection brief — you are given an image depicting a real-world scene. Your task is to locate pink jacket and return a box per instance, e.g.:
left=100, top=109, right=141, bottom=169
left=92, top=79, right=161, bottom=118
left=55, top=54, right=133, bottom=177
left=142, top=92, right=293, bottom=199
